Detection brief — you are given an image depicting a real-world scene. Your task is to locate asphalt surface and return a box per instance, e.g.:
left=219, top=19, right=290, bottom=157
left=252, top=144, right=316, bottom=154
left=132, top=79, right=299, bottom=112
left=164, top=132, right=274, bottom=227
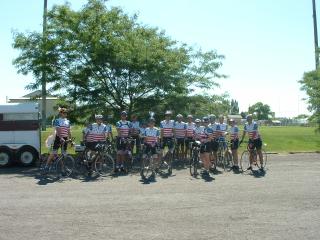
left=0, top=153, right=319, bottom=240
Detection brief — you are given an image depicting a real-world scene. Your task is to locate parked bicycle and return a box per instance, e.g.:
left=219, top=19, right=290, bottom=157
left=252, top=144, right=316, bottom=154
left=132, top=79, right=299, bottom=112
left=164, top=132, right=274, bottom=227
left=240, top=141, right=267, bottom=172
left=40, top=139, right=75, bottom=179
left=216, top=138, right=233, bottom=171
left=189, top=140, right=202, bottom=177
left=140, top=143, right=161, bottom=181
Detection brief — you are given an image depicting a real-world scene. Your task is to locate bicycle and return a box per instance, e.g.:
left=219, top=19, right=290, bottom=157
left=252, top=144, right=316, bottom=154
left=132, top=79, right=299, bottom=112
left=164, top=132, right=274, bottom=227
left=119, top=137, right=138, bottom=173
left=40, top=139, right=75, bottom=179
left=159, top=139, right=174, bottom=176
left=216, top=138, right=233, bottom=171
left=140, top=143, right=161, bottom=181
left=240, top=141, right=267, bottom=172
left=189, top=140, right=202, bottom=177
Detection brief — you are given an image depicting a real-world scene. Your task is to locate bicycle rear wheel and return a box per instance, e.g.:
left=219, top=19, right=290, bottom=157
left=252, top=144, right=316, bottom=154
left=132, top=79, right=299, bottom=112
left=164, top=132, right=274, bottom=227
left=95, top=154, right=115, bottom=176
left=256, top=149, right=267, bottom=169
left=140, top=155, right=155, bottom=181
left=240, top=150, right=250, bottom=172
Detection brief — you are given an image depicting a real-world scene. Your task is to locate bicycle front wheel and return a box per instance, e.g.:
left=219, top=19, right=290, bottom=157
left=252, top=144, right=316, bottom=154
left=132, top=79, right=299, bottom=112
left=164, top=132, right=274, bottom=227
left=159, top=152, right=172, bottom=176
left=95, top=154, right=115, bottom=176
left=240, top=150, right=250, bottom=172
left=189, top=152, right=199, bottom=177
left=224, top=151, right=233, bottom=170
left=140, top=156, right=155, bottom=181
left=61, top=155, right=75, bottom=177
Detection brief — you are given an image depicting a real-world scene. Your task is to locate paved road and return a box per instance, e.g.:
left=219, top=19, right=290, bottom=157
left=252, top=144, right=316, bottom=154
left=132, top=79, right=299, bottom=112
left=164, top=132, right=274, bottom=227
left=0, top=153, right=319, bottom=240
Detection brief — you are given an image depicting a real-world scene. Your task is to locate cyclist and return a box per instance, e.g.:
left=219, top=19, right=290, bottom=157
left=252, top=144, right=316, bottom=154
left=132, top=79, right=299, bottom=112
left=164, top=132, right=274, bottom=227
left=228, top=119, right=240, bottom=171
left=209, top=114, right=219, bottom=168
left=116, top=111, right=132, bottom=172
left=199, top=116, right=214, bottom=175
left=130, top=114, right=141, bottom=156
left=216, top=115, right=228, bottom=149
left=141, top=118, right=160, bottom=165
left=184, top=114, right=195, bottom=159
left=83, top=114, right=110, bottom=174
left=44, top=107, right=72, bottom=172
left=174, top=114, right=187, bottom=161
left=240, top=114, right=264, bottom=172
left=160, top=110, right=175, bottom=158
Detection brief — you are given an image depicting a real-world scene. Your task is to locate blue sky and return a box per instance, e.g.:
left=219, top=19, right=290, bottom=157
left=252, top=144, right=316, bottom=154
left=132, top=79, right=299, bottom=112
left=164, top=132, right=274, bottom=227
left=0, top=0, right=316, bottom=117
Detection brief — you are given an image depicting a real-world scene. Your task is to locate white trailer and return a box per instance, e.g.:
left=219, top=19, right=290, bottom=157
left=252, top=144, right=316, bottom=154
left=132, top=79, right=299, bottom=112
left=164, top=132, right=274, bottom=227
left=0, top=103, right=40, bottom=167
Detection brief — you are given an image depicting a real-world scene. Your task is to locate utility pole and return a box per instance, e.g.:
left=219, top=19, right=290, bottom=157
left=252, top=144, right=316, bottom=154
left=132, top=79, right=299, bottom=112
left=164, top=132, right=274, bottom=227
left=41, top=0, right=47, bottom=130
left=312, top=0, right=319, bottom=69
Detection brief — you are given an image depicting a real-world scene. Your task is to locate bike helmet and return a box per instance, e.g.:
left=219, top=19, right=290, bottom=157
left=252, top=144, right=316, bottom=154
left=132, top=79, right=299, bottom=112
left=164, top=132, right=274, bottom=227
left=202, top=116, right=209, bottom=122
left=195, top=118, right=201, bottom=123
left=187, top=114, right=193, bottom=119
left=149, top=117, right=156, bottom=123
left=95, top=114, right=103, bottom=119
left=165, top=110, right=172, bottom=115
left=121, top=111, right=127, bottom=116
left=176, top=114, right=183, bottom=118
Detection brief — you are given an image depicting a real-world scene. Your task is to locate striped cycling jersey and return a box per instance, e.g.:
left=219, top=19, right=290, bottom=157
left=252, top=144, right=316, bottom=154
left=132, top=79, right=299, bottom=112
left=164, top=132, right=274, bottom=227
left=203, top=127, right=214, bottom=143
left=116, top=120, right=132, bottom=138
left=84, top=123, right=110, bottom=142
left=209, top=123, right=219, bottom=139
left=244, top=122, right=260, bottom=140
left=217, top=123, right=228, bottom=138
left=160, top=120, right=175, bottom=137
left=194, top=126, right=205, bottom=142
left=131, top=121, right=140, bottom=135
left=174, top=121, right=186, bottom=139
left=53, top=118, right=70, bottom=138
left=186, top=122, right=195, bottom=138
left=229, top=126, right=239, bottom=140
left=143, top=127, right=160, bottom=145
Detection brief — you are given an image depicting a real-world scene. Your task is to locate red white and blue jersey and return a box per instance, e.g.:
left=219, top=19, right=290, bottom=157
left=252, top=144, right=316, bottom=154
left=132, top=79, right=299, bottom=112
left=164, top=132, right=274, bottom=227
left=229, top=126, right=239, bottom=140
left=244, top=122, right=260, bottom=140
left=131, top=121, right=140, bottom=136
left=174, top=121, right=186, bottom=139
left=160, top=120, right=175, bottom=137
left=194, top=126, right=205, bottom=142
left=209, top=123, right=219, bottom=139
left=217, top=123, right=228, bottom=138
left=116, top=120, right=132, bottom=138
left=53, top=118, right=70, bottom=138
left=186, top=122, right=195, bottom=138
left=203, top=127, right=214, bottom=143
left=84, top=123, right=109, bottom=142
left=143, top=127, right=160, bottom=146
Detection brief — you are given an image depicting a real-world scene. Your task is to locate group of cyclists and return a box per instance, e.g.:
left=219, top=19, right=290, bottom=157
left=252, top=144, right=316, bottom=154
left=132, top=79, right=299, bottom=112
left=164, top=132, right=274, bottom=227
left=43, top=107, right=265, bottom=176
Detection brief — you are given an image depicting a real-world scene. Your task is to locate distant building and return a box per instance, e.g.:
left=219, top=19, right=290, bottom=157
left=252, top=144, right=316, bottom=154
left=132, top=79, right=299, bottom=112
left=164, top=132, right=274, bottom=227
left=227, top=114, right=243, bottom=124
left=7, top=90, right=59, bottom=118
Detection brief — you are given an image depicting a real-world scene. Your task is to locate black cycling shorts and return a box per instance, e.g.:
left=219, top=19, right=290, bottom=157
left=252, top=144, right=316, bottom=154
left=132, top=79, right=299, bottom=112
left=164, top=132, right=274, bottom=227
left=161, top=137, right=174, bottom=149
left=200, top=142, right=211, bottom=153
left=248, top=138, right=262, bottom=150
left=211, top=140, right=219, bottom=152
left=230, top=139, right=239, bottom=150
left=116, top=137, right=128, bottom=151
left=85, top=141, right=106, bottom=151
left=185, top=137, right=194, bottom=149
left=144, top=144, right=159, bottom=155
left=175, top=138, right=185, bottom=146
left=53, top=136, right=68, bottom=151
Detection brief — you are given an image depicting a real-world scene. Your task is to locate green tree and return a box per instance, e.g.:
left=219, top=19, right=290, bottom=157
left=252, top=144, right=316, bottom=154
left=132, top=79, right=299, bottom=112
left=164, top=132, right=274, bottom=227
left=12, top=0, right=225, bottom=121
left=248, top=102, right=273, bottom=120
left=299, top=69, right=320, bottom=130
left=230, top=99, right=239, bottom=114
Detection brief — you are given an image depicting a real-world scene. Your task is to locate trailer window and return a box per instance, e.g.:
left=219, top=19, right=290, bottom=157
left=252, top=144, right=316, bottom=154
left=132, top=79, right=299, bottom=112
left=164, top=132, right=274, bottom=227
left=3, top=113, right=38, bottom=121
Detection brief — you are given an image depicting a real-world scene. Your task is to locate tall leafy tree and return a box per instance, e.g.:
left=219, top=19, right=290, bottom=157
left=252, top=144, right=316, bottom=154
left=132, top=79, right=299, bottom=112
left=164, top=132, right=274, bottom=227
left=12, top=0, right=225, bottom=120
left=299, top=69, right=320, bottom=130
left=230, top=99, right=239, bottom=114
left=248, top=102, right=273, bottom=120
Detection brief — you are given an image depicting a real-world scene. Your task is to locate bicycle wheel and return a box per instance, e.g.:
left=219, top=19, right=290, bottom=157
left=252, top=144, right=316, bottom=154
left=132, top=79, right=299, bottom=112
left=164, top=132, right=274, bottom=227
left=224, top=151, right=233, bottom=170
left=240, top=150, right=250, bottom=172
left=256, top=149, right=267, bottom=169
left=61, top=155, right=75, bottom=177
left=159, top=152, right=172, bottom=176
left=95, top=154, right=115, bottom=176
left=140, top=155, right=155, bottom=181
left=189, top=150, right=199, bottom=177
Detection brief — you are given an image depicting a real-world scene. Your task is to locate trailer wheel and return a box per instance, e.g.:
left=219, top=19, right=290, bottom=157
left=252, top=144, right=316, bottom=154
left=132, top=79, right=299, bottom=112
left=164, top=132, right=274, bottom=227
left=17, top=147, right=38, bottom=167
left=0, top=147, right=12, bottom=167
